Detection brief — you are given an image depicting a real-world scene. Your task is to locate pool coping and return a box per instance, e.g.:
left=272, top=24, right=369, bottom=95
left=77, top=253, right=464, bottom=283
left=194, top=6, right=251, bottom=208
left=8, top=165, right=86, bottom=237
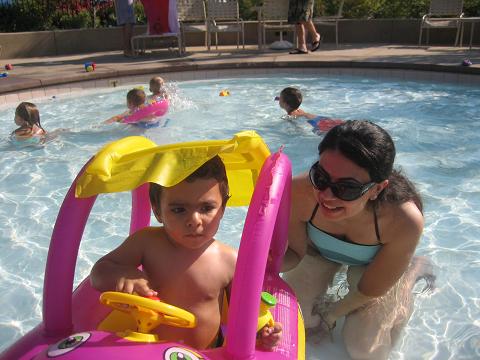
left=1, top=45, right=479, bottom=105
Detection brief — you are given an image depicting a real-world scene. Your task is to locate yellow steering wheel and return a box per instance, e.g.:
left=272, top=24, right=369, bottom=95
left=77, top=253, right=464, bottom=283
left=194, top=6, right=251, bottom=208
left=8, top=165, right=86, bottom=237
left=100, top=291, right=196, bottom=334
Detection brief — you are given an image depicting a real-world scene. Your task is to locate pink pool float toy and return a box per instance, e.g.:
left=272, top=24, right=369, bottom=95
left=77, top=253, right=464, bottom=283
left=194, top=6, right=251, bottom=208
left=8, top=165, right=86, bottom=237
left=0, top=131, right=305, bottom=360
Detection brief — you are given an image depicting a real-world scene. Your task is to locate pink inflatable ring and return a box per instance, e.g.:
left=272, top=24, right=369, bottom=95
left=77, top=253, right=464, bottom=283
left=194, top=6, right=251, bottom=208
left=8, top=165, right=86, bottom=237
left=122, top=99, right=169, bottom=124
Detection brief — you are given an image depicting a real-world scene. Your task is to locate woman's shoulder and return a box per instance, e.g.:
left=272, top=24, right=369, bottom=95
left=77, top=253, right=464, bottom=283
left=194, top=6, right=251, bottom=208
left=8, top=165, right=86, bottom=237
left=381, top=200, right=424, bottom=244
left=292, top=173, right=317, bottom=221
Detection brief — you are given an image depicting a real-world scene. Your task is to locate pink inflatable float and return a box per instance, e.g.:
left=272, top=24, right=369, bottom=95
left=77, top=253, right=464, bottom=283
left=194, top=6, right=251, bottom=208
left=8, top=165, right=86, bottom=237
left=0, top=132, right=305, bottom=360
left=122, top=99, right=169, bottom=125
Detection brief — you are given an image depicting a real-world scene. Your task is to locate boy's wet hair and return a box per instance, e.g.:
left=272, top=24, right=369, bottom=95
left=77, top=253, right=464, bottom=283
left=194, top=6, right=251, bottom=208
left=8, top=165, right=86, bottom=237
left=15, top=102, right=43, bottom=129
left=149, top=155, right=230, bottom=209
left=280, top=87, right=302, bottom=112
left=149, top=76, right=165, bottom=94
left=127, top=88, right=146, bottom=107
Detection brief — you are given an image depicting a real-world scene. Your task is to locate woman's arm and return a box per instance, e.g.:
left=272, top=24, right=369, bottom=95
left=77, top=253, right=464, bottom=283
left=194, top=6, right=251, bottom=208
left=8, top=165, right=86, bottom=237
left=323, top=201, right=424, bottom=326
left=282, top=175, right=313, bottom=272
left=358, top=201, right=423, bottom=297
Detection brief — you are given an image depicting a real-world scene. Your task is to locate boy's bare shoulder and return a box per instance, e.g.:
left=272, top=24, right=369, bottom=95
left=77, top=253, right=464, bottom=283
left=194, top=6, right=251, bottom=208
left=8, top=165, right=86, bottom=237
left=127, top=226, right=167, bottom=248
left=211, top=240, right=237, bottom=274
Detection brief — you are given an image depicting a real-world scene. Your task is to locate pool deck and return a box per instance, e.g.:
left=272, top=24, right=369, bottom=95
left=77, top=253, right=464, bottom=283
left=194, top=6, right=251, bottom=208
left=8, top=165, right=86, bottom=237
left=1, top=43, right=479, bottom=104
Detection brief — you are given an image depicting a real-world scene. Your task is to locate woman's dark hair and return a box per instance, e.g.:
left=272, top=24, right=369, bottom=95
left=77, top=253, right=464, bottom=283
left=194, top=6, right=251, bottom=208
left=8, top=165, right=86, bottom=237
left=319, top=120, right=423, bottom=212
left=280, top=87, right=302, bottom=112
left=15, top=102, right=44, bottom=131
left=149, top=155, right=230, bottom=209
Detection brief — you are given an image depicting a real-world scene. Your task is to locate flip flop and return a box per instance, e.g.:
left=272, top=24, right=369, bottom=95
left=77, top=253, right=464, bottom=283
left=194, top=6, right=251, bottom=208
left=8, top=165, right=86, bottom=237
left=311, top=38, right=321, bottom=52
left=289, top=48, right=308, bottom=55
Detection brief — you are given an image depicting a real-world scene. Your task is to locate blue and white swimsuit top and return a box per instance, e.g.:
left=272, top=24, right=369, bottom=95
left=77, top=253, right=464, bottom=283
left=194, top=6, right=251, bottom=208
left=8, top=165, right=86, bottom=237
left=307, top=204, right=382, bottom=266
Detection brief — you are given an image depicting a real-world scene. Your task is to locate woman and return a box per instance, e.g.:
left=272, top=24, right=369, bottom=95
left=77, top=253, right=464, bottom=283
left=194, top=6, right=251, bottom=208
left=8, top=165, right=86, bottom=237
left=283, top=120, right=433, bottom=359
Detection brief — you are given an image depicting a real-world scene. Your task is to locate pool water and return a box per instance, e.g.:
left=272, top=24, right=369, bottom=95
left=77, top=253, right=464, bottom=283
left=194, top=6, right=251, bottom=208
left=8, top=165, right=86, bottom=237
left=1, top=74, right=480, bottom=359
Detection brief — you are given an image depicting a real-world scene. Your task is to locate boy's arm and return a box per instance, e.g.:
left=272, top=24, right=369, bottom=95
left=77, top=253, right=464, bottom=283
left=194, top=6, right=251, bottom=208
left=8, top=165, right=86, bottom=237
left=290, top=108, right=317, bottom=120
left=90, top=231, right=157, bottom=296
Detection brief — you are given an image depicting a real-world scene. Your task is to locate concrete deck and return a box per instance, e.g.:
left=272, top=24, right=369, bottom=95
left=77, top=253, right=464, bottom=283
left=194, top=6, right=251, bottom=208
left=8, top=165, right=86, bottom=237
left=1, top=44, right=479, bottom=104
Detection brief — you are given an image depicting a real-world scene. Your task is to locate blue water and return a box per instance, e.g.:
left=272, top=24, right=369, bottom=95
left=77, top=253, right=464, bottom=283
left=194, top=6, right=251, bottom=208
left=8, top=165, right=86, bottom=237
left=0, top=74, right=479, bottom=359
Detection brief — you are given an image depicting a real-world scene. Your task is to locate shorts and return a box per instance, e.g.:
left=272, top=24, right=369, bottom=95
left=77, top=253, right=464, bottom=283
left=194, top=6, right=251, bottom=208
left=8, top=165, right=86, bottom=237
left=115, top=0, right=136, bottom=26
left=288, top=0, right=315, bottom=24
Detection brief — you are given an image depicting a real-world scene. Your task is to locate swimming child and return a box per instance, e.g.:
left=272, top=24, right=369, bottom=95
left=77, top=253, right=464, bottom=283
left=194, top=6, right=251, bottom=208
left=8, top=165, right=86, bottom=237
left=148, top=76, right=168, bottom=102
left=90, top=156, right=282, bottom=350
left=279, top=87, right=316, bottom=120
left=104, top=88, right=148, bottom=124
left=12, top=102, right=46, bottom=142
left=278, top=87, right=344, bottom=134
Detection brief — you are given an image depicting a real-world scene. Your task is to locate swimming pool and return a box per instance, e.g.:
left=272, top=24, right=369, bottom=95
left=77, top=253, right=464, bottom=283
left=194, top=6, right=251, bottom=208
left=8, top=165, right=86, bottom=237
left=1, top=74, right=479, bottom=359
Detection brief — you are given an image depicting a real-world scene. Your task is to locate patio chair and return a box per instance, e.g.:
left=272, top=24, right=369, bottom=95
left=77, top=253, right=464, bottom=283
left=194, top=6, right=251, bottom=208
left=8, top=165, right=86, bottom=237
left=206, top=0, right=245, bottom=50
left=313, top=0, right=345, bottom=47
left=418, top=0, right=464, bottom=46
left=177, top=0, right=208, bottom=53
left=257, top=0, right=296, bottom=50
left=131, top=0, right=182, bottom=55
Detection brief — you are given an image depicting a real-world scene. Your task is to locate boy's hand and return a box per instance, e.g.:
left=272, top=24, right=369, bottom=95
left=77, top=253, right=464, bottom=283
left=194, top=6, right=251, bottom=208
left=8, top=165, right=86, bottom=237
left=116, top=277, right=157, bottom=297
left=258, top=322, right=283, bottom=350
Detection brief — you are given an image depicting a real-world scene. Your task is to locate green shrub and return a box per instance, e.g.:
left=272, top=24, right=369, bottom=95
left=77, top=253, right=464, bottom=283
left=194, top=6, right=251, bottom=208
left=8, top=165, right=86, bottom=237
left=57, top=10, right=93, bottom=29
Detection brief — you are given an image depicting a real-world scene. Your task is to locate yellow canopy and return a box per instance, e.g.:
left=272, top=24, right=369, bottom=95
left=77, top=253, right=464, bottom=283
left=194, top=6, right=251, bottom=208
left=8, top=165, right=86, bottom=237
left=75, top=131, right=270, bottom=206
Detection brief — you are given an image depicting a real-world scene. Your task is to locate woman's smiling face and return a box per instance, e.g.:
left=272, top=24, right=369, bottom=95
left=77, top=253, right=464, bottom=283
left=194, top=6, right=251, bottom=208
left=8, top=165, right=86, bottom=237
left=313, top=149, right=375, bottom=220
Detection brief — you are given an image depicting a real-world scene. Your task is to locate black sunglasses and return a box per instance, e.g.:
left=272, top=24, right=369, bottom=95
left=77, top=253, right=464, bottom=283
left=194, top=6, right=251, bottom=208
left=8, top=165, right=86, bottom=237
left=309, top=162, right=376, bottom=201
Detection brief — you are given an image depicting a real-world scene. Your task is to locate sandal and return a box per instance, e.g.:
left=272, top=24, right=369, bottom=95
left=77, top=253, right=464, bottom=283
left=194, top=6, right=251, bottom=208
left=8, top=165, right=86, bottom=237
left=311, top=37, right=321, bottom=52
left=289, top=48, right=308, bottom=55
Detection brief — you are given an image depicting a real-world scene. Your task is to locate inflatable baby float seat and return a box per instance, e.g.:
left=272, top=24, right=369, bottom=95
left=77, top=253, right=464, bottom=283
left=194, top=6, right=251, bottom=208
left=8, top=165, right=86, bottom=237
left=0, top=130, right=305, bottom=360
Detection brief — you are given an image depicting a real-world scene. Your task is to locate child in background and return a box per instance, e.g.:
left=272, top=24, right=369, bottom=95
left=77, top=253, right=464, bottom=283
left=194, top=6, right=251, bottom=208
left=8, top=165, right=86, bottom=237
left=104, top=88, right=146, bottom=124
left=278, top=87, right=344, bottom=134
left=278, top=87, right=317, bottom=120
left=90, top=156, right=282, bottom=350
left=12, top=102, right=47, bottom=141
left=148, top=76, right=168, bottom=102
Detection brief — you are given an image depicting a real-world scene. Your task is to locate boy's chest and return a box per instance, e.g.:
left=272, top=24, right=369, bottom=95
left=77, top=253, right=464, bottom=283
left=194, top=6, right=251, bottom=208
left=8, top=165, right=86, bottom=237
left=143, top=251, right=228, bottom=303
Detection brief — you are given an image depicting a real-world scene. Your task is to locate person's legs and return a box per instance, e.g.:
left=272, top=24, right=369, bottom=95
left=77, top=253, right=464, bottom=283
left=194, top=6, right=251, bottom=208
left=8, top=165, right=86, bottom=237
left=282, top=249, right=341, bottom=328
left=341, top=257, right=435, bottom=360
left=115, top=0, right=136, bottom=56
left=123, top=23, right=134, bottom=56
left=290, top=23, right=307, bottom=53
left=304, top=20, right=321, bottom=51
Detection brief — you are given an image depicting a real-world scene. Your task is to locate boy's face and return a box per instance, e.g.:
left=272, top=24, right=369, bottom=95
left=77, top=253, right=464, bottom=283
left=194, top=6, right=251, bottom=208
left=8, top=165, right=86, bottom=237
left=154, top=178, right=225, bottom=249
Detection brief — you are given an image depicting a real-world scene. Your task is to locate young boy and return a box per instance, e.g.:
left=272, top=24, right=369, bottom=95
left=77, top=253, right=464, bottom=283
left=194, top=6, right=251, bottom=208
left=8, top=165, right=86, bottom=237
left=278, top=87, right=317, bottom=119
left=90, top=156, right=282, bottom=349
left=148, top=76, right=168, bottom=102
left=278, top=86, right=344, bottom=134
left=104, top=88, right=146, bottom=124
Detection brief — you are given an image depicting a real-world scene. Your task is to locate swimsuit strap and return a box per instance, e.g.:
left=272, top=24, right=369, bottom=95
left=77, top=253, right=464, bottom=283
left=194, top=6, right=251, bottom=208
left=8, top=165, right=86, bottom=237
left=310, top=203, right=381, bottom=243
left=373, top=206, right=381, bottom=244
left=309, top=203, right=320, bottom=221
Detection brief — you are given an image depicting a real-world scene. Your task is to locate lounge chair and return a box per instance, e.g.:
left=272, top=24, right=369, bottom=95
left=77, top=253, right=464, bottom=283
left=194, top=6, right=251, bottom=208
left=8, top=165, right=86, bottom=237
left=131, top=0, right=182, bottom=55
left=313, top=0, right=345, bottom=48
left=177, top=0, right=209, bottom=53
left=418, top=0, right=464, bottom=46
left=257, top=0, right=296, bottom=50
left=206, top=0, right=245, bottom=50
